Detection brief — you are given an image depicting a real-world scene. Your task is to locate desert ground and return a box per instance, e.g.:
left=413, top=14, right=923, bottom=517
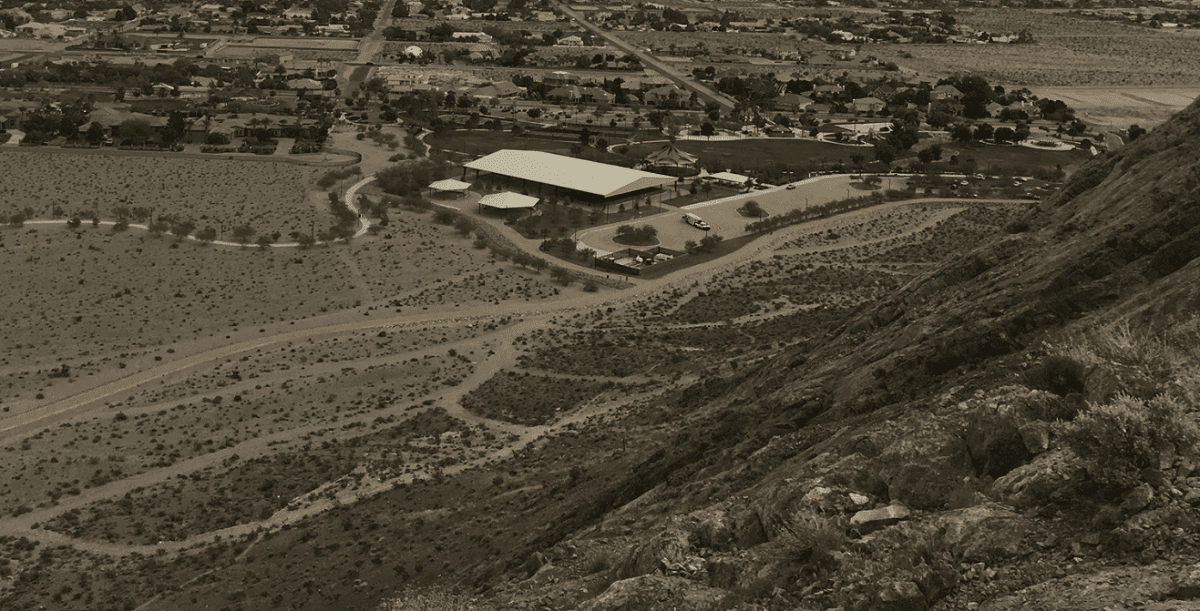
left=0, top=109, right=1039, bottom=609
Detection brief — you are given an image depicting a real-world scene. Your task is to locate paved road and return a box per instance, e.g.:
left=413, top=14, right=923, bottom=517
left=552, top=0, right=738, bottom=112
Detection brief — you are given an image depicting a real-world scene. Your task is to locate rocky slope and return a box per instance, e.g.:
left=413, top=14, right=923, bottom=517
left=399, top=99, right=1200, bottom=610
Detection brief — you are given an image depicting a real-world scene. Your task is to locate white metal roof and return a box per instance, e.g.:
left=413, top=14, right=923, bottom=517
left=464, top=150, right=675, bottom=199
left=429, top=179, right=472, bottom=191
left=708, top=171, right=751, bottom=183
left=478, top=191, right=539, bottom=209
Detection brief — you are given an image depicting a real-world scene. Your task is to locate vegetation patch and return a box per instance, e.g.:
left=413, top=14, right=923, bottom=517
left=461, top=370, right=631, bottom=426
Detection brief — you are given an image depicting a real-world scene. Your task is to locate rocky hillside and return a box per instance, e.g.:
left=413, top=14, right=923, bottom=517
left=383, top=100, right=1200, bottom=610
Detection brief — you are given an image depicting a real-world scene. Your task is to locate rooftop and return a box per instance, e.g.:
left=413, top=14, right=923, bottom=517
left=464, top=150, right=674, bottom=199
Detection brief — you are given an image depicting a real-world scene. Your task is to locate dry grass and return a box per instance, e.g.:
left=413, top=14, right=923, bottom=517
left=878, top=10, right=1200, bottom=86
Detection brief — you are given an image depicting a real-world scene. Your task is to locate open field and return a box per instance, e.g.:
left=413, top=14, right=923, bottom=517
left=1026, top=87, right=1200, bottom=129
left=876, top=10, right=1200, bottom=88
left=0, top=152, right=325, bottom=235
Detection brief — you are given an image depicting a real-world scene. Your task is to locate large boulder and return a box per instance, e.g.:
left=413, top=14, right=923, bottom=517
left=874, top=580, right=928, bottom=611
left=850, top=504, right=911, bottom=535
left=888, top=461, right=972, bottom=510
left=991, top=448, right=1078, bottom=509
left=936, top=503, right=1038, bottom=563
left=615, top=525, right=692, bottom=579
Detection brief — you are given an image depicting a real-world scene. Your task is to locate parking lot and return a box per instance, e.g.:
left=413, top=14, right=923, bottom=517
left=577, top=174, right=908, bottom=254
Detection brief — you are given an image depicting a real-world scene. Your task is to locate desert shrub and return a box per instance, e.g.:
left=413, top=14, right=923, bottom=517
left=1061, top=321, right=1184, bottom=383
left=379, top=589, right=501, bottom=611
left=316, top=167, right=363, bottom=189
left=1022, top=355, right=1087, bottom=397
left=549, top=267, right=574, bottom=286
left=1059, top=394, right=1200, bottom=490
left=774, top=509, right=846, bottom=571
left=1013, top=390, right=1081, bottom=422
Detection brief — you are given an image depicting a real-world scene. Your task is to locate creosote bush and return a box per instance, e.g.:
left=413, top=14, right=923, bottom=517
left=1022, top=355, right=1087, bottom=397
left=1059, top=394, right=1200, bottom=490
left=775, top=509, right=846, bottom=571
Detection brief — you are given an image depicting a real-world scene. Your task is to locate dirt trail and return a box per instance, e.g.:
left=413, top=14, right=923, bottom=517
left=0, top=194, right=1017, bottom=558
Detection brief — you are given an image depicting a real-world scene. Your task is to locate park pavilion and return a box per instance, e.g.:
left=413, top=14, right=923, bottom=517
left=462, top=150, right=675, bottom=208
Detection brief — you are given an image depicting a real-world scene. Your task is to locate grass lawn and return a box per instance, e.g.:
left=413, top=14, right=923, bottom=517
left=935, top=142, right=1092, bottom=172
left=427, top=129, right=630, bottom=165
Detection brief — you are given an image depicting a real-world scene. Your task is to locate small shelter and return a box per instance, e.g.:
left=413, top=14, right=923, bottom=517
left=706, top=171, right=752, bottom=187
left=429, top=178, right=472, bottom=198
left=643, top=141, right=700, bottom=177
left=478, top=191, right=539, bottom=212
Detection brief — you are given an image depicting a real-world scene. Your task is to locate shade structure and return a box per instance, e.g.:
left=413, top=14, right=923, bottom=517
left=707, top=171, right=751, bottom=184
left=429, top=179, right=472, bottom=192
left=644, top=142, right=699, bottom=167
left=464, top=150, right=674, bottom=199
left=478, top=191, right=539, bottom=210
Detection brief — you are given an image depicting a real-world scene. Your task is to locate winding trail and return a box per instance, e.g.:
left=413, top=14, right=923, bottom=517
left=0, top=192, right=1024, bottom=560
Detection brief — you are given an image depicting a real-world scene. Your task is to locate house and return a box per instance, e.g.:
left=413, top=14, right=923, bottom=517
left=852, top=96, right=886, bottom=113
left=772, top=93, right=814, bottom=112
left=85, top=106, right=168, bottom=138
left=471, top=81, right=525, bottom=100
left=152, top=82, right=176, bottom=96
left=187, top=118, right=210, bottom=144
left=283, top=5, right=314, bottom=19
left=583, top=87, right=615, bottom=104
left=644, top=84, right=682, bottom=105
left=985, top=101, right=1005, bottom=116
left=289, top=78, right=325, bottom=91
left=811, top=84, right=844, bottom=101
left=317, top=24, right=349, bottom=36
left=451, top=31, right=493, bottom=42
left=931, top=84, right=963, bottom=101
left=403, top=45, right=423, bottom=58
left=868, top=84, right=895, bottom=101
left=557, top=35, right=584, bottom=46
left=546, top=85, right=582, bottom=102
left=543, top=71, right=579, bottom=87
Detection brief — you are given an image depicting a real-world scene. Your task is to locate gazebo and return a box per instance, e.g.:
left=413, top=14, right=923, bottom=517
left=478, top=191, right=539, bottom=213
left=643, top=142, right=700, bottom=176
left=429, top=179, right=472, bottom=198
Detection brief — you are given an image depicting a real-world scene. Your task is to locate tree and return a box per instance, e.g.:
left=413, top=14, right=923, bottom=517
left=994, top=126, right=1017, bottom=143
left=701, top=122, right=715, bottom=138
left=196, top=226, right=218, bottom=242
left=163, top=112, right=188, bottom=145
left=973, top=123, right=994, bottom=141
left=873, top=142, right=896, bottom=165
left=232, top=224, right=256, bottom=246
left=85, top=122, right=106, bottom=145
left=1128, top=124, right=1147, bottom=141
left=950, top=123, right=974, bottom=143
left=549, top=267, right=574, bottom=286
left=917, top=144, right=942, bottom=164
left=118, top=119, right=155, bottom=145
left=742, top=200, right=765, bottom=218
